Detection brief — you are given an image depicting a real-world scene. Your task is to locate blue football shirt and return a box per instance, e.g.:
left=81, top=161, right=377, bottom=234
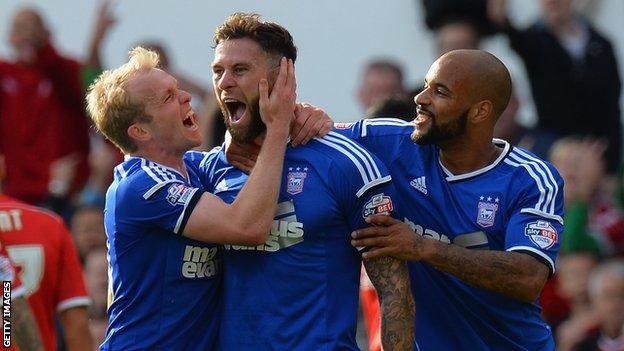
left=101, top=154, right=221, bottom=351
left=336, top=118, right=563, bottom=351
left=195, top=132, right=400, bottom=350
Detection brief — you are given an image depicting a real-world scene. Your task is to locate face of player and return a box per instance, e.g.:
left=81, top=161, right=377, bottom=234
left=127, top=68, right=201, bottom=153
left=212, top=38, right=277, bottom=143
left=411, top=58, right=470, bottom=145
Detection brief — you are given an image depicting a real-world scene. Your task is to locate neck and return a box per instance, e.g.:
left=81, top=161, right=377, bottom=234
left=438, top=135, right=501, bottom=176
left=130, top=148, right=188, bottom=178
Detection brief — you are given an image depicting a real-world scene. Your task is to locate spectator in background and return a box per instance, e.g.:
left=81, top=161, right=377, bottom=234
left=0, top=155, right=93, bottom=351
left=549, top=137, right=624, bottom=256
left=488, top=0, right=622, bottom=173
left=357, top=59, right=406, bottom=112
left=0, top=7, right=91, bottom=211
left=70, top=206, right=106, bottom=262
left=573, top=260, right=624, bottom=351
left=365, top=94, right=416, bottom=121
left=555, top=252, right=600, bottom=350
left=83, top=247, right=108, bottom=348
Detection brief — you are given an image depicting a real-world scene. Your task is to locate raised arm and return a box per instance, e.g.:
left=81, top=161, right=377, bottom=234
left=183, top=58, right=294, bottom=245
left=363, top=256, right=415, bottom=350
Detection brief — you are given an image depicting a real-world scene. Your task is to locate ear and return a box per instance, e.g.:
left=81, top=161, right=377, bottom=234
left=127, top=123, right=151, bottom=144
left=470, top=100, right=493, bottom=124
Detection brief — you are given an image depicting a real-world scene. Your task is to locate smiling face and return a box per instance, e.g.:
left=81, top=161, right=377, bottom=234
left=212, top=38, right=276, bottom=143
left=411, top=57, right=472, bottom=145
left=126, top=68, right=201, bottom=153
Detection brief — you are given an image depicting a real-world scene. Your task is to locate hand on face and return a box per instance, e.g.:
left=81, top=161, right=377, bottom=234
left=259, top=57, right=296, bottom=136
left=351, top=215, right=432, bottom=261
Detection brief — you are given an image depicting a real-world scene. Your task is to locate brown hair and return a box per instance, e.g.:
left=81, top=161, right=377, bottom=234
left=214, top=13, right=297, bottom=63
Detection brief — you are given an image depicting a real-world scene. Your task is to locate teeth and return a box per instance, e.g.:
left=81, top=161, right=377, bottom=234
left=186, top=110, right=194, bottom=118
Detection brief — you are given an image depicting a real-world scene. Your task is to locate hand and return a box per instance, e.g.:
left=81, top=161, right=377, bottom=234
left=351, top=215, right=432, bottom=261
left=225, top=138, right=261, bottom=174
left=92, top=0, right=117, bottom=46
left=259, top=57, right=296, bottom=136
left=290, top=102, right=333, bottom=146
left=48, top=153, right=79, bottom=197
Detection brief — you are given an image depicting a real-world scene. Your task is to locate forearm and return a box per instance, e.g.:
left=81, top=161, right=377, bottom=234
left=59, top=307, right=93, bottom=351
left=11, top=297, right=44, bottom=351
left=231, top=128, right=289, bottom=234
left=425, top=241, right=548, bottom=302
left=364, top=257, right=415, bottom=351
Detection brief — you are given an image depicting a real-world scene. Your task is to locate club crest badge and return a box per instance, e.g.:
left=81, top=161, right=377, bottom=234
left=476, top=201, right=498, bottom=227
left=525, top=220, right=558, bottom=249
left=362, top=193, right=394, bottom=218
left=287, top=170, right=307, bottom=195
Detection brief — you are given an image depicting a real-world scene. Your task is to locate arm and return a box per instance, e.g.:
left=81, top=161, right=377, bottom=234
left=84, top=0, right=116, bottom=70
left=352, top=215, right=549, bottom=302
left=183, top=58, right=294, bottom=245
left=58, top=307, right=93, bottom=351
left=363, top=256, right=414, bottom=351
left=11, top=296, right=44, bottom=351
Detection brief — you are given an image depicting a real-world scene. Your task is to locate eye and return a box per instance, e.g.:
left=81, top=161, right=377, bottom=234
left=234, top=67, right=247, bottom=75
left=164, top=91, right=176, bottom=103
left=212, top=69, right=223, bottom=80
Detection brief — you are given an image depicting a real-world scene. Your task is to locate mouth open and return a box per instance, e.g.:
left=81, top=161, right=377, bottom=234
left=183, top=110, right=198, bottom=130
left=415, top=108, right=433, bottom=124
left=225, top=100, right=247, bottom=123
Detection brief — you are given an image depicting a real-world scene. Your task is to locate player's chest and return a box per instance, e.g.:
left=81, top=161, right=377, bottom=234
left=393, top=161, right=511, bottom=248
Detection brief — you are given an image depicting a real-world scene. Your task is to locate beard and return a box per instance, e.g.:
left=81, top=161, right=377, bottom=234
left=221, top=97, right=266, bottom=144
left=411, top=108, right=469, bottom=145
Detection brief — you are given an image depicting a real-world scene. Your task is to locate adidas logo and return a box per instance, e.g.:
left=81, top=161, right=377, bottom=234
left=215, top=179, right=228, bottom=193
left=410, top=176, right=427, bottom=195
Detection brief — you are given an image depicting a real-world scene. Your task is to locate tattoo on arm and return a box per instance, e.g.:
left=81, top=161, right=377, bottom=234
left=11, top=297, right=44, bottom=351
left=427, top=242, right=549, bottom=302
left=364, top=256, right=415, bottom=351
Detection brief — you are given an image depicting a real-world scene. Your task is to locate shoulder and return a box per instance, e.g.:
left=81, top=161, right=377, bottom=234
left=184, top=147, right=223, bottom=169
left=115, top=157, right=184, bottom=201
left=308, top=131, right=391, bottom=196
left=349, top=118, right=414, bottom=138
left=502, top=145, right=564, bottom=222
left=503, top=145, right=563, bottom=185
left=0, top=196, right=65, bottom=227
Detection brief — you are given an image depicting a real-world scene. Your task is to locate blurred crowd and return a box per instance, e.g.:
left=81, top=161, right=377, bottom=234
left=0, top=0, right=622, bottom=350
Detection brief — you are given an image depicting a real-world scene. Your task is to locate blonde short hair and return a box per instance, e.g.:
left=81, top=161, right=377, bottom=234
left=86, top=47, right=159, bottom=154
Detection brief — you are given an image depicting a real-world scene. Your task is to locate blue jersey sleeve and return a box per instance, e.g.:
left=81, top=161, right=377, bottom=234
left=332, top=118, right=413, bottom=166
left=504, top=156, right=564, bottom=274
left=320, top=132, right=401, bottom=234
left=184, top=148, right=223, bottom=193
left=119, top=164, right=202, bottom=235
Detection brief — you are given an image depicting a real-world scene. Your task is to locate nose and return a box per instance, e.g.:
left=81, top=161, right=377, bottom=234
left=414, top=88, right=429, bottom=107
left=179, top=89, right=192, bottom=104
left=216, top=70, right=235, bottom=91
